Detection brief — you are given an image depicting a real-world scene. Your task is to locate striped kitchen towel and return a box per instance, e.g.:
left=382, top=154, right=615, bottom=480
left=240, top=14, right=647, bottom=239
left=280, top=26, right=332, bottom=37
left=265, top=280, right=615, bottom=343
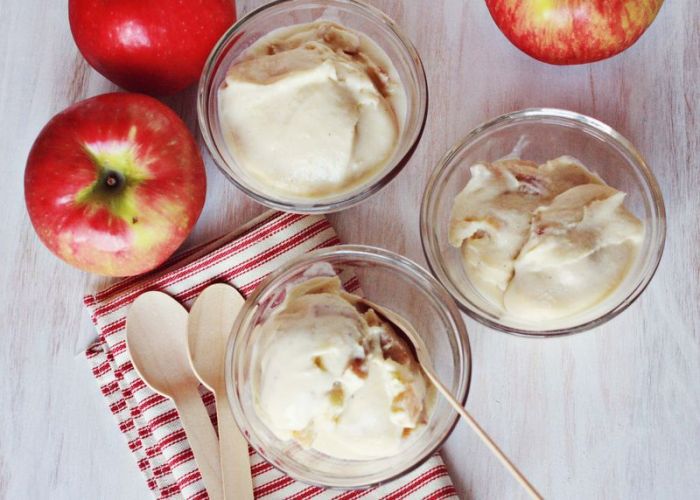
left=83, top=210, right=458, bottom=500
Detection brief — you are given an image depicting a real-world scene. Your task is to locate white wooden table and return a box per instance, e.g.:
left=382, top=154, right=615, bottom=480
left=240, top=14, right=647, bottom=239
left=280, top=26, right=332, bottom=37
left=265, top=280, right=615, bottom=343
left=1, top=0, right=699, bottom=498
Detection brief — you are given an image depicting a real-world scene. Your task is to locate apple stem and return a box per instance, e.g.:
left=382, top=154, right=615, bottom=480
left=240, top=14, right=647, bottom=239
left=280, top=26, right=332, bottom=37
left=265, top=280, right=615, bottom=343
left=103, top=170, right=125, bottom=191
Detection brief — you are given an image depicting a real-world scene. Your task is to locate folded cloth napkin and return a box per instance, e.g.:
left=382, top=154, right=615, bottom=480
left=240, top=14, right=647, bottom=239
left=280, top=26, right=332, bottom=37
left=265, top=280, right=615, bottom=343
left=84, top=211, right=458, bottom=500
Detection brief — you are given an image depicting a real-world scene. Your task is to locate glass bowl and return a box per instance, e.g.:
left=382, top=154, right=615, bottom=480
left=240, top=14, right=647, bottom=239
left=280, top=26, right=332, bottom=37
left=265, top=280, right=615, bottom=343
left=225, top=245, right=471, bottom=488
left=198, top=0, right=427, bottom=213
left=420, top=108, right=666, bottom=337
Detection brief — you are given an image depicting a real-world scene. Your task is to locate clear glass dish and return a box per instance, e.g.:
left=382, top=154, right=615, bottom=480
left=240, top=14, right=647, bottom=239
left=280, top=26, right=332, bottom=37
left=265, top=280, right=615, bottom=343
left=198, top=0, right=427, bottom=213
left=225, top=245, right=471, bottom=488
left=420, top=108, right=666, bottom=337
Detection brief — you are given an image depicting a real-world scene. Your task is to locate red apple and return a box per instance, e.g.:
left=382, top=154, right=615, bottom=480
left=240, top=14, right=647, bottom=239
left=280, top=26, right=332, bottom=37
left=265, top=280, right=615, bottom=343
left=69, top=0, right=236, bottom=95
left=485, top=0, right=664, bottom=64
left=25, top=93, right=206, bottom=277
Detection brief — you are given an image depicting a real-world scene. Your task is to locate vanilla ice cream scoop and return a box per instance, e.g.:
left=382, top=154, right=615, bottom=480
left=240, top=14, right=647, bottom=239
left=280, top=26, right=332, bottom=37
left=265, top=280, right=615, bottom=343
left=504, top=184, right=644, bottom=319
left=449, top=156, right=644, bottom=321
left=219, top=21, right=406, bottom=200
left=448, top=156, right=603, bottom=307
left=252, top=276, right=431, bottom=460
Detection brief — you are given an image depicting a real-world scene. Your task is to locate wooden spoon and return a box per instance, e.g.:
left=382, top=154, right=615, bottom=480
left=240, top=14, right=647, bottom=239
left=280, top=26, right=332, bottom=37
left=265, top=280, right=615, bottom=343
left=126, top=291, right=223, bottom=500
left=188, top=283, right=254, bottom=500
left=358, top=297, right=543, bottom=500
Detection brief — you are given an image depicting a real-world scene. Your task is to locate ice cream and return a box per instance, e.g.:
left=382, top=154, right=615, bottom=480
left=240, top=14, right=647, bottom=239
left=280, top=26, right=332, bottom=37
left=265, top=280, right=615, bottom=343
left=449, top=156, right=644, bottom=320
left=218, top=21, right=406, bottom=200
left=251, top=276, right=432, bottom=460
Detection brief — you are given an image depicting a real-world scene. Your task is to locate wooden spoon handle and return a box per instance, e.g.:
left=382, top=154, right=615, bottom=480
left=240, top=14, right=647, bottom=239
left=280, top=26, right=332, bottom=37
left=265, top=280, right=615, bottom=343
left=175, top=387, right=224, bottom=500
left=422, top=367, right=543, bottom=500
left=216, top=393, right=255, bottom=500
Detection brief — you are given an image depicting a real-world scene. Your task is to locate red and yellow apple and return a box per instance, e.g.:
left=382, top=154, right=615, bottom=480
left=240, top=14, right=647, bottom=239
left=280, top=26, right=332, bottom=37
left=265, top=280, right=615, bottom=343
left=485, top=0, right=664, bottom=64
left=24, top=93, right=206, bottom=277
left=69, top=0, right=236, bottom=95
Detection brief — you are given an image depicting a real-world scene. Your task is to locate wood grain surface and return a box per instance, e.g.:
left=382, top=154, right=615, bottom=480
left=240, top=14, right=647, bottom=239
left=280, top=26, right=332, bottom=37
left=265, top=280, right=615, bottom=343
left=1, top=0, right=699, bottom=498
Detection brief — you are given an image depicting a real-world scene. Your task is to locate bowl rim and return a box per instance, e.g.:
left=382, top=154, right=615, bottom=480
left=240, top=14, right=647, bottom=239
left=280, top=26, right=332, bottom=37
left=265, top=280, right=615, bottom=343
left=225, top=244, right=473, bottom=488
left=197, top=0, right=429, bottom=214
left=420, top=107, right=667, bottom=338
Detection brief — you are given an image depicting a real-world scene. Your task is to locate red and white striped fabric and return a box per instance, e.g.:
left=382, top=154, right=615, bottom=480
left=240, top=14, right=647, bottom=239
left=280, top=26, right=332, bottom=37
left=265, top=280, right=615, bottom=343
left=84, top=211, right=458, bottom=500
